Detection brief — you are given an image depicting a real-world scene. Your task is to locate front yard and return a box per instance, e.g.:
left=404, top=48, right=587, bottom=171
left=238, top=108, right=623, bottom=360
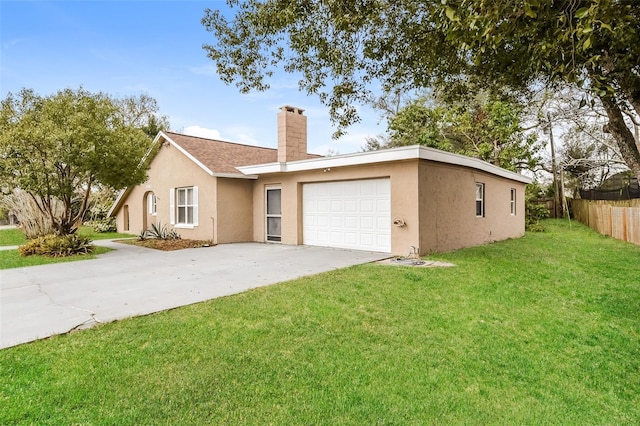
left=0, top=226, right=129, bottom=269
left=1, top=220, right=638, bottom=424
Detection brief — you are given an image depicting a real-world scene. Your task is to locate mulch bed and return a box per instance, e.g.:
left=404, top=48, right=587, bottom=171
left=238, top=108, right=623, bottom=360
left=116, top=239, right=214, bottom=251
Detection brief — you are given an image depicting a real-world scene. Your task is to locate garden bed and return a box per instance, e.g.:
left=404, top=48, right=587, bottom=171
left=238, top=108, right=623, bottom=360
left=117, top=239, right=214, bottom=251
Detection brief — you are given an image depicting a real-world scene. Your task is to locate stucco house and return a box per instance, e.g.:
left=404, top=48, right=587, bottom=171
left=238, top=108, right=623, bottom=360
left=109, top=106, right=532, bottom=255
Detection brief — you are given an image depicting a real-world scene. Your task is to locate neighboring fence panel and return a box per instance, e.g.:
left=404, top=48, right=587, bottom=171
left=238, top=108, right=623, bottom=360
left=572, top=199, right=640, bottom=246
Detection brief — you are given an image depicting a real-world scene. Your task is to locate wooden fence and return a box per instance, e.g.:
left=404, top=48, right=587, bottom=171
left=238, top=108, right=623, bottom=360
left=572, top=199, right=640, bottom=246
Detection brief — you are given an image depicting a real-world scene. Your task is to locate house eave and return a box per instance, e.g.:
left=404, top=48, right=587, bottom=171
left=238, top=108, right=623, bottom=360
left=236, top=145, right=533, bottom=184
left=107, top=187, right=130, bottom=217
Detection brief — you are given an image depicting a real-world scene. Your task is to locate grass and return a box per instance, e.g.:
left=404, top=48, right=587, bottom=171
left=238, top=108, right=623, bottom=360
left=0, top=225, right=124, bottom=269
left=0, top=225, right=133, bottom=247
left=0, top=246, right=111, bottom=269
left=77, top=225, right=134, bottom=241
left=1, top=220, right=639, bottom=424
left=0, top=227, right=26, bottom=246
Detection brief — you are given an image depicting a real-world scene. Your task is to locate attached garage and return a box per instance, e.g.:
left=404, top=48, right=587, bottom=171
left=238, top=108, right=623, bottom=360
left=302, top=178, right=391, bottom=252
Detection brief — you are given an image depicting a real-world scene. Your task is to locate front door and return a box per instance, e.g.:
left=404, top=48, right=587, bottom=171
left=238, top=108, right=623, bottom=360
left=266, top=188, right=282, bottom=242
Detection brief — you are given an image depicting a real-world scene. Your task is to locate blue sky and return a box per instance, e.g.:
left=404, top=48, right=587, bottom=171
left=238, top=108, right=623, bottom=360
left=0, top=0, right=385, bottom=154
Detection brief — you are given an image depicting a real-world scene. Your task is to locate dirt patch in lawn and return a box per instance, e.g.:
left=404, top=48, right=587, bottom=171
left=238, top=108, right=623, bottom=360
left=376, top=257, right=455, bottom=268
left=116, top=239, right=214, bottom=251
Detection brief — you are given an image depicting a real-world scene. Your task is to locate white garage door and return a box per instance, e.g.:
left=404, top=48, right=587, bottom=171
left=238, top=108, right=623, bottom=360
left=303, top=178, right=391, bottom=252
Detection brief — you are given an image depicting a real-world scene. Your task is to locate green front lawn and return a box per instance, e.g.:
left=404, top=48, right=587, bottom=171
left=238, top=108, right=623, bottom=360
left=0, top=226, right=132, bottom=247
left=0, top=228, right=26, bottom=246
left=1, top=220, right=639, bottom=424
left=0, top=225, right=126, bottom=269
left=0, top=246, right=112, bottom=269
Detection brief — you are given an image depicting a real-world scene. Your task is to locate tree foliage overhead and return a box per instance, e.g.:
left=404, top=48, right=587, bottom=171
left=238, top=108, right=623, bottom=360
left=0, top=88, right=162, bottom=236
left=385, top=96, right=541, bottom=171
left=202, top=0, right=640, bottom=178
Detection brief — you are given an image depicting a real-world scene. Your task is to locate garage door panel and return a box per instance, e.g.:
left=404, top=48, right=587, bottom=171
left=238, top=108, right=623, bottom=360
left=344, top=232, right=358, bottom=244
left=377, top=199, right=390, bottom=212
left=345, top=200, right=358, bottom=212
left=345, top=216, right=358, bottom=228
left=360, top=233, right=375, bottom=246
left=377, top=216, right=390, bottom=229
left=360, top=216, right=374, bottom=229
left=317, top=200, right=330, bottom=212
left=360, top=199, right=374, bottom=212
left=303, top=179, right=391, bottom=252
left=359, top=181, right=376, bottom=195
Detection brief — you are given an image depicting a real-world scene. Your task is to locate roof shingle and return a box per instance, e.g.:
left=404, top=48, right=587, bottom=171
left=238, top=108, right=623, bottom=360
left=164, top=131, right=281, bottom=175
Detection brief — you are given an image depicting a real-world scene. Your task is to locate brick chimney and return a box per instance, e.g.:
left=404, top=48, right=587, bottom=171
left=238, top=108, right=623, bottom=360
left=278, top=105, right=307, bottom=162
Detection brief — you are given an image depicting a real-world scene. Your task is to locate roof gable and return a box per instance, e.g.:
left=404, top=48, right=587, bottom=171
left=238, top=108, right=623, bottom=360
left=162, top=131, right=279, bottom=176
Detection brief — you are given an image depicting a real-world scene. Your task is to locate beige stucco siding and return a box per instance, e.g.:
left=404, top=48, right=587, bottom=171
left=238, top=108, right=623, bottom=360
left=115, top=142, right=528, bottom=255
left=248, top=159, right=526, bottom=256
left=115, top=143, right=218, bottom=241
left=418, top=161, right=526, bottom=253
left=251, top=160, right=421, bottom=255
left=216, top=178, right=254, bottom=243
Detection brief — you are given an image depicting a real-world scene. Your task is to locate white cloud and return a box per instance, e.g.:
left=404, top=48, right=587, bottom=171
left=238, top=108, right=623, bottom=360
left=189, top=64, right=218, bottom=77
left=183, top=125, right=222, bottom=140
left=308, top=131, right=377, bottom=155
left=224, top=125, right=266, bottom=147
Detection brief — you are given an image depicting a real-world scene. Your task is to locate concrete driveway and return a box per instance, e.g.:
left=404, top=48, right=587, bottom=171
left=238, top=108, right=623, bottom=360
left=0, top=241, right=388, bottom=349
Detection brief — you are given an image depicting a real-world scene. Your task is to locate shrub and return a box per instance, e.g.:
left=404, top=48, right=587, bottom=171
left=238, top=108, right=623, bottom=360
left=19, top=234, right=95, bottom=257
left=525, top=182, right=551, bottom=231
left=525, top=202, right=550, bottom=230
left=85, top=218, right=117, bottom=233
left=527, top=222, right=547, bottom=233
left=146, top=222, right=180, bottom=240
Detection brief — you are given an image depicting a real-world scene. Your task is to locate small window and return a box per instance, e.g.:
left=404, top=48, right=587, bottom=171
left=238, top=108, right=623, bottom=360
left=123, top=205, right=130, bottom=231
left=149, top=193, right=157, bottom=216
left=177, top=187, right=194, bottom=224
left=172, top=186, right=198, bottom=226
left=510, top=188, right=516, bottom=215
left=476, top=183, right=485, bottom=217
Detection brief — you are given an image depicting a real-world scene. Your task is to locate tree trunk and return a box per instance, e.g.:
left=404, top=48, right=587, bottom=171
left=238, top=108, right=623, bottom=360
left=600, top=97, right=640, bottom=182
left=548, top=113, right=561, bottom=218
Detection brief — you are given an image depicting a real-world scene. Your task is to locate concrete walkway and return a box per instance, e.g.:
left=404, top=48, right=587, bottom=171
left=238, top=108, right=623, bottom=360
left=0, top=241, right=389, bottom=349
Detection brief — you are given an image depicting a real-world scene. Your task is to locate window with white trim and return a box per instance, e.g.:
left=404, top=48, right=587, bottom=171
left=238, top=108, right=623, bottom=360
left=476, top=183, right=485, bottom=217
left=510, top=188, right=516, bottom=215
left=149, top=193, right=157, bottom=216
left=170, top=186, right=198, bottom=226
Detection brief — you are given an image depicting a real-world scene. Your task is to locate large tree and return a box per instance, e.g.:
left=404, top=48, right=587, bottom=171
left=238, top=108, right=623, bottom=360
left=0, top=88, right=158, bottom=236
left=202, top=0, right=640, bottom=178
left=384, top=96, right=541, bottom=171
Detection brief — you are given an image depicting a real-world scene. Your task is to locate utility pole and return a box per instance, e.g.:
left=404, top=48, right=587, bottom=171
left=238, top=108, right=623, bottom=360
left=548, top=112, right=562, bottom=218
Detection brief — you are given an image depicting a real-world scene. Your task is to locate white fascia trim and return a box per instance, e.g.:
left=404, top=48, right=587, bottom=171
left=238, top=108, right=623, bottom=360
left=107, top=189, right=126, bottom=217
left=237, top=145, right=533, bottom=184
left=416, top=147, right=534, bottom=184
left=212, top=172, right=258, bottom=180
left=161, top=132, right=257, bottom=180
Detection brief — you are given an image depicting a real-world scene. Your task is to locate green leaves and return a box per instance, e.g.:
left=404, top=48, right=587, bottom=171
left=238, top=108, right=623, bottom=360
left=0, top=88, right=158, bottom=235
left=445, top=7, right=457, bottom=22
left=202, top=0, right=640, bottom=179
left=387, top=96, right=541, bottom=171
left=575, top=7, right=590, bottom=19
